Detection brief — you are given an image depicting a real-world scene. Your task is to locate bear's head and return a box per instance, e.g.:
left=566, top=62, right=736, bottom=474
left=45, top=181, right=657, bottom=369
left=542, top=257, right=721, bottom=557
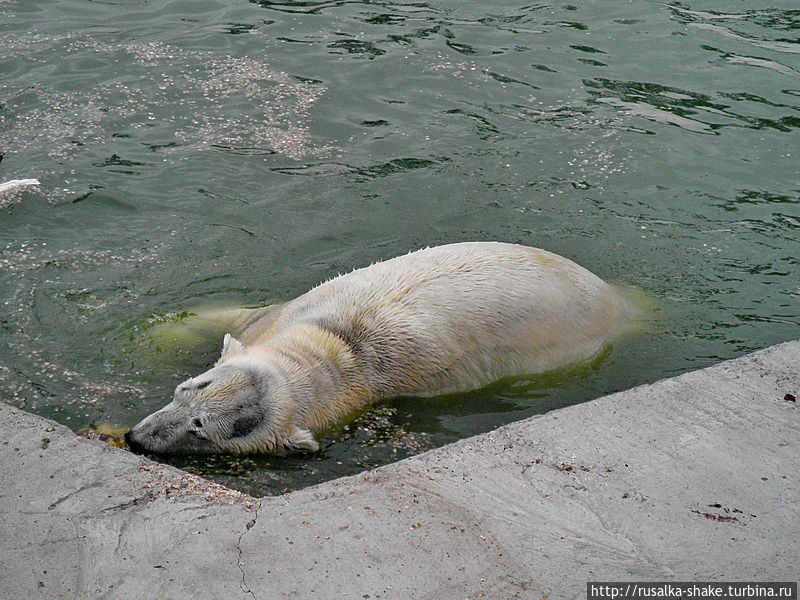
left=125, top=334, right=319, bottom=455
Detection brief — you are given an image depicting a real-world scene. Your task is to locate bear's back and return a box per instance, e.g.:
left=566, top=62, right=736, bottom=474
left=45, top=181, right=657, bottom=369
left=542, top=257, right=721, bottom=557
left=248, top=242, right=631, bottom=397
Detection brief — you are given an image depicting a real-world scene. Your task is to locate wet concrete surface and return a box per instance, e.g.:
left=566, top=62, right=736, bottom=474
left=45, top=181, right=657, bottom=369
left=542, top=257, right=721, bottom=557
left=1, top=341, right=798, bottom=599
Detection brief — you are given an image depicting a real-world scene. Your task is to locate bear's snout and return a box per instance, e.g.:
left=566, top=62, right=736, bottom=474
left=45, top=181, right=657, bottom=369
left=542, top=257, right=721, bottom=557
left=124, top=429, right=147, bottom=454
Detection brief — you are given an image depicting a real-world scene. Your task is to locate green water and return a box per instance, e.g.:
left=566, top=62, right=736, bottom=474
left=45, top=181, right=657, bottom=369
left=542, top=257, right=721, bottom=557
left=1, top=0, right=797, bottom=496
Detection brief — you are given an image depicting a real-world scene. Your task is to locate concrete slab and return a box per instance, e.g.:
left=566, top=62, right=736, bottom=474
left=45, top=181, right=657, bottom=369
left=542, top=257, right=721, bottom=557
left=1, top=342, right=798, bottom=599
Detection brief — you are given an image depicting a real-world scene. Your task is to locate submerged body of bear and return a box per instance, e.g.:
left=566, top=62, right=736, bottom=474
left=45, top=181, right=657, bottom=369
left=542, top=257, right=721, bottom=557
left=127, top=242, right=632, bottom=455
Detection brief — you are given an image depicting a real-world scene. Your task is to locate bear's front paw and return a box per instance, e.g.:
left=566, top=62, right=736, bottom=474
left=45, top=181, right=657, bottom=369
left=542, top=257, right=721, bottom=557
left=282, top=426, right=319, bottom=453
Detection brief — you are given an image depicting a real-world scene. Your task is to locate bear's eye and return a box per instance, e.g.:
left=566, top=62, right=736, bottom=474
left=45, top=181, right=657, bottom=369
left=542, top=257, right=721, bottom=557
left=196, top=381, right=211, bottom=390
left=192, top=418, right=204, bottom=429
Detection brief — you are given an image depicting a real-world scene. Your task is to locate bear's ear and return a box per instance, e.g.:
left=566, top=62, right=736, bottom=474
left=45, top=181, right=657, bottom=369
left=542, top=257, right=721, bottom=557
left=217, top=333, right=246, bottom=364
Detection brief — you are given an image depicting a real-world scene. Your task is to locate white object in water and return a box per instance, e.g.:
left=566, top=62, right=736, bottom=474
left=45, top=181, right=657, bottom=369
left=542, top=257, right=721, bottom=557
left=0, top=178, right=41, bottom=193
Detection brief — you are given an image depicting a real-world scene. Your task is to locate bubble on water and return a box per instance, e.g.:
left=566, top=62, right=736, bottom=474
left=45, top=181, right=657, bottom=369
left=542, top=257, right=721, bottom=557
left=124, top=40, right=185, bottom=64
left=338, top=405, right=434, bottom=454
left=0, top=240, right=166, bottom=275
left=168, top=51, right=331, bottom=159
left=0, top=240, right=165, bottom=417
left=0, top=35, right=334, bottom=171
left=565, top=128, right=635, bottom=190
left=0, top=30, right=62, bottom=60
left=0, top=88, right=125, bottom=163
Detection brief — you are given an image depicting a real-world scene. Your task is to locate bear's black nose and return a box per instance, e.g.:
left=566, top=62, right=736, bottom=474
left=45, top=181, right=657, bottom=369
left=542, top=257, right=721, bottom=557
left=124, top=430, right=146, bottom=454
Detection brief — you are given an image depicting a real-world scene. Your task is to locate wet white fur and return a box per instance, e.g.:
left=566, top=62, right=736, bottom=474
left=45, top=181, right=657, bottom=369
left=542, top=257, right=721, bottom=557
left=128, top=242, right=632, bottom=455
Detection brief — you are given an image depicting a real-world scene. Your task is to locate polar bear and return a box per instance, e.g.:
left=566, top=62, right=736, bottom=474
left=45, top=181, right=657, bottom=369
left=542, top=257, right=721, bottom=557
left=126, top=242, right=633, bottom=455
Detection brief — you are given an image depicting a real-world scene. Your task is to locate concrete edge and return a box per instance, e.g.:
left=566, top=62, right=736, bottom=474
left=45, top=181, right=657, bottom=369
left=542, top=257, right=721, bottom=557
left=1, top=340, right=798, bottom=599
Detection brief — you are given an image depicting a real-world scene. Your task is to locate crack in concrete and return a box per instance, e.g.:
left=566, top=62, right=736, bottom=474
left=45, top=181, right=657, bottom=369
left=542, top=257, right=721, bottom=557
left=47, top=480, right=105, bottom=510
left=236, top=500, right=261, bottom=600
left=99, top=491, right=156, bottom=512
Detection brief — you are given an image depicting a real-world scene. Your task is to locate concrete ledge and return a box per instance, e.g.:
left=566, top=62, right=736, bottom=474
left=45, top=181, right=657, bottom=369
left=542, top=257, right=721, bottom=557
left=1, top=342, right=798, bottom=599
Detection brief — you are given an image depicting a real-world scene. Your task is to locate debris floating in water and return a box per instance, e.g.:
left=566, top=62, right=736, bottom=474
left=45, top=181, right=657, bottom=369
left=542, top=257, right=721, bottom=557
left=77, top=423, right=128, bottom=448
left=0, top=178, right=40, bottom=193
